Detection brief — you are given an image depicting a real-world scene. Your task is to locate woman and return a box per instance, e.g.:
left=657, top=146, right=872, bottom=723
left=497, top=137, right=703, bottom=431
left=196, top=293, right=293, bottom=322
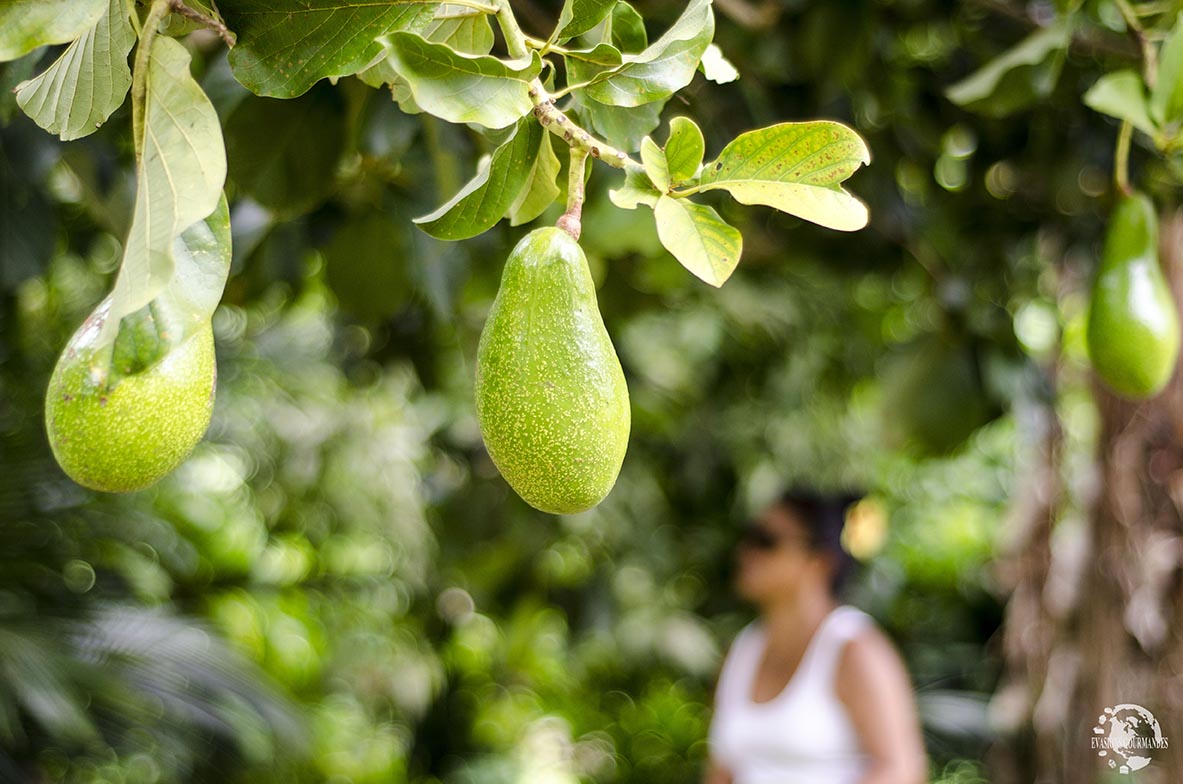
left=705, top=490, right=927, bottom=784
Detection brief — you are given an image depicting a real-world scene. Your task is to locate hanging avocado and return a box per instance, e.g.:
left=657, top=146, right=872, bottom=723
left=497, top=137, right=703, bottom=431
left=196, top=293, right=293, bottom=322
left=475, top=228, right=631, bottom=514
left=1087, top=192, right=1180, bottom=399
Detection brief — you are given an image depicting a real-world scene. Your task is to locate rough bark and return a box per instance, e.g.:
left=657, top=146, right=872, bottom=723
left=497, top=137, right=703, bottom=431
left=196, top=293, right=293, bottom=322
left=991, top=209, right=1183, bottom=784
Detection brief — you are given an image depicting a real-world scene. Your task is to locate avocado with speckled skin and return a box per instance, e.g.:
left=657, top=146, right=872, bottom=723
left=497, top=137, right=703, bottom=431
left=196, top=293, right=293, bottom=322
left=45, top=300, right=216, bottom=493
left=475, top=227, right=630, bottom=514
left=1087, top=192, right=1180, bottom=399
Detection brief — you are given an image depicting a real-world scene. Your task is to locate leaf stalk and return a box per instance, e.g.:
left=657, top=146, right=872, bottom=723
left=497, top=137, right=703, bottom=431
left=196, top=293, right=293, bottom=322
left=1115, top=0, right=1159, bottom=87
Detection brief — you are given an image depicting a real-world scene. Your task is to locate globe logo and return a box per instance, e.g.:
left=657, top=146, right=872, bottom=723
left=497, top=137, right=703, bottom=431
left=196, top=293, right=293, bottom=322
left=1091, top=704, right=1170, bottom=773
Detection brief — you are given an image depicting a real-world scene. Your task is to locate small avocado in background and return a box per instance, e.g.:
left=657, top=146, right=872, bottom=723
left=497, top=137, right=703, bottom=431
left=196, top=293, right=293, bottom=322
left=475, top=227, right=631, bottom=514
left=1087, top=192, right=1180, bottom=399
left=45, top=300, right=217, bottom=493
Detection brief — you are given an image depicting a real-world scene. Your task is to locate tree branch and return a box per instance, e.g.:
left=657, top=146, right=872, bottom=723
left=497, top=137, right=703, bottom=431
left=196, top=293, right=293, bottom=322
left=168, top=0, right=235, bottom=48
left=494, top=0, right=642, bottom=173
left=965, top=0, right=1140, bottom=61
left=526, top=84, right=641, bottom=171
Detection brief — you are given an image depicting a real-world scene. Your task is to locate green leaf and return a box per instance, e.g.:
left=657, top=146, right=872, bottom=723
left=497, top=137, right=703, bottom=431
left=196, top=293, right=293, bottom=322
left=577, top=0, right=715, bottom=107
left=609, top=2, right=647, bottom=52
left=0, top=0, right=106, bottom=62
left=697, top=121, right=870, bottom=232
left=423, top=4, right=495, bottom=55
left=224, top=84, right=347, bottom=217
left=414, top=118, right=540, bottom=240
left=641, top=137, right=671, bottom=191
left=102, top=37, right=226, bottom=343
left=664, top=116, right=705, bottom=184
left=654, top=195, right=742, bottom=287
left=383, top=31, right=542, bottom=129
left=15, top=0, right=134, bottom=141
left=577, top=94, right=664, bottom=152
left=355, top=46, right=422, bottom=113
left=554, top=0, right=617, bottom=43
left=699, top=43, right=738, bottom=84
left=609, top=166, right=661, bottom=210
left=507, top=132, right=561, bottom=226
left=1151, top=13, right=1183, bottom=129
left=945, top=20, right=1071, bottom=117
left=221, top=0, right=436, bottom=98
left=561, top=43, right=624, bottom=67
left=1083, top=70, right=1157, bottom=137
left=359, top=9, right=494, bottom=112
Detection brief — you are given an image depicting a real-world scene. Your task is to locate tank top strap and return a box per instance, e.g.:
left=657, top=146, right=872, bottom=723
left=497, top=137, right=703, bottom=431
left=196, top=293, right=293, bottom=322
left=802, top=605, right=873, bottom=686
left=715, top=621, right=763, bottom=706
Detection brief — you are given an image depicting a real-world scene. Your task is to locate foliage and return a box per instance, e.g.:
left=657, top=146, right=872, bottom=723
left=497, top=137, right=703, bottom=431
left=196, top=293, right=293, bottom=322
left=3, top=0, right=1183, bottom=781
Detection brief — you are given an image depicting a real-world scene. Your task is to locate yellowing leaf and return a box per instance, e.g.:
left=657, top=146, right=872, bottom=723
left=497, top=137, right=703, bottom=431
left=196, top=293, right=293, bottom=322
left=654, top=195, right=742, bottom=287
left=698, top=121, right=870, bottom=232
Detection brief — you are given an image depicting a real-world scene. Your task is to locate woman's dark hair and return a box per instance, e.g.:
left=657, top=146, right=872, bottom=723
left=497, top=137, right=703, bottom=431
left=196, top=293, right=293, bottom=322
left=773, top=489, right=862, bottom=596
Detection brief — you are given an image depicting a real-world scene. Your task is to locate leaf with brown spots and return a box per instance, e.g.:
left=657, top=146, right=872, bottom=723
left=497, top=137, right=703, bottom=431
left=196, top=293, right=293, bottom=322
left=696, top=121, right=870, bottom=232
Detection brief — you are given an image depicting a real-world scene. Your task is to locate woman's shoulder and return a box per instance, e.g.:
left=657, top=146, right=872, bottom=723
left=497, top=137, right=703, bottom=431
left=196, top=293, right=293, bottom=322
left=718, top=619, right=765, bottom=668
left=727, top=618, right=765, bottom=652
left=829, top=604, right=877, bottom=638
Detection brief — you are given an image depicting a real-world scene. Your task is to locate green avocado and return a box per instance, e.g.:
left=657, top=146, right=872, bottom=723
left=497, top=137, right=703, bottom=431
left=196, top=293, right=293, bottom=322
left=1087, top=192, right=1180, bottom=399
left=475, top=227, right=631, bottom=514
left=45, top=300, right=217, bottom=493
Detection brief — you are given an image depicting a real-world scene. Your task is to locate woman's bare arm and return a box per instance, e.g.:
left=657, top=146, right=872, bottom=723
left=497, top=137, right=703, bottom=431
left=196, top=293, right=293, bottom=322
left=703, top=760, right=733, bottom=784
left=835, top=628, right=927, bottom=784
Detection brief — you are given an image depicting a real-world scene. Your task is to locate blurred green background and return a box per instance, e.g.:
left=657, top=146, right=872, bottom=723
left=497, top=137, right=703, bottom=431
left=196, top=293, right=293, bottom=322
left=3, top=0, right=1175, bottom=781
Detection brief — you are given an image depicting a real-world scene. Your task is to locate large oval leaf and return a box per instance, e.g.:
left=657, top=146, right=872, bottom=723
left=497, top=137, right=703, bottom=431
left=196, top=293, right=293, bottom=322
left=383, top=32, right=542, bottom=129
left=697, top=121, right=870, bottom=232
left=102, top=37, right=226, bottom=343
left=0, top=0, right=106, bottom=62
left=221, top=0, right=437, bottom=98
left=15, top=0, right=134, bottom=140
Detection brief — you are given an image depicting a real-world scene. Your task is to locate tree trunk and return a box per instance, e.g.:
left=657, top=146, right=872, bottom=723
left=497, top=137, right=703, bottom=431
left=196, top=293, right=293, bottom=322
left=991, top=209, right=1183, bottom=784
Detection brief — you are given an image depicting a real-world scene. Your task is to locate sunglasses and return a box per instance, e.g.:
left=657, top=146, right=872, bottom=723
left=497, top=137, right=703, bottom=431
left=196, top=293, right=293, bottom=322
left=739, top=522, right=813, bottom=552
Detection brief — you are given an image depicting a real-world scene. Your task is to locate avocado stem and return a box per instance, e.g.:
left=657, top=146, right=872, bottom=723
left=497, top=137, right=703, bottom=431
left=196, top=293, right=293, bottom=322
left=1114, top=120, right=1133, bottom=196
left=558, top=147, right=589, bottom=240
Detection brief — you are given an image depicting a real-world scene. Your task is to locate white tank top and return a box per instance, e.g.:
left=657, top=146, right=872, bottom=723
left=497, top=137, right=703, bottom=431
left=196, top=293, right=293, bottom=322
left=708, top=605, right=873, bottom=784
